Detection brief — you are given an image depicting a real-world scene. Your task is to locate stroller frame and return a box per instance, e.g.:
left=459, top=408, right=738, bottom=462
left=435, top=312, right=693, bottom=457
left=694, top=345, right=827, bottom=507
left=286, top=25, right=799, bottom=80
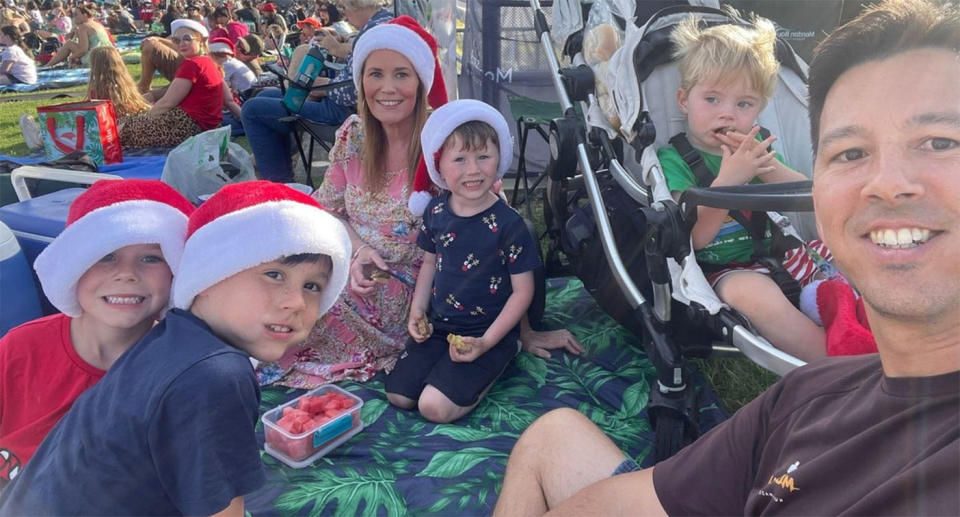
left=529, top=0, right=815, bottom=460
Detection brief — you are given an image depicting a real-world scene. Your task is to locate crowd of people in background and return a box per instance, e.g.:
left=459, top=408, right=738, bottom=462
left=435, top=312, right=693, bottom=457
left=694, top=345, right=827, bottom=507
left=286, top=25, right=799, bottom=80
left=2, top=0, right=354, bottom=149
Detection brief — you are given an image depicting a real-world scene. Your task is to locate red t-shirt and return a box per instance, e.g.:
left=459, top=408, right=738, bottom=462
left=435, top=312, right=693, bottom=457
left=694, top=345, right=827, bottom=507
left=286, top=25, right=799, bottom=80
left=175, top=56, right=224, bottom=130
left=0, top=314, right=106, bottom=483
left=210, top=21, right=250, bottom=45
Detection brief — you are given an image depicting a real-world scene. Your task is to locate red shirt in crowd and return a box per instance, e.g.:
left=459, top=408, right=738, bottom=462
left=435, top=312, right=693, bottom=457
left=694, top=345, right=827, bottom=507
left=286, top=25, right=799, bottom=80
left=210, top=20, right=250, bottom=45
left=175, top=55, right=224, bottom=130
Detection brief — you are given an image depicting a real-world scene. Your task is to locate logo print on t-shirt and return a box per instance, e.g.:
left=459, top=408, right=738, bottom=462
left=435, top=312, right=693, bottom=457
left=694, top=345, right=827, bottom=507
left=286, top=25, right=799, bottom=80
left=758, top=459, right=801, bottom=504
left=482, top=214, right=499, bottom=232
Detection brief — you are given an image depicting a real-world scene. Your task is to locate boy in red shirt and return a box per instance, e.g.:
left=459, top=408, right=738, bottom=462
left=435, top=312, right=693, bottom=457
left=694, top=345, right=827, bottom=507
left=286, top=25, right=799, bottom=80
left=0, top=180, right=193, bottom=489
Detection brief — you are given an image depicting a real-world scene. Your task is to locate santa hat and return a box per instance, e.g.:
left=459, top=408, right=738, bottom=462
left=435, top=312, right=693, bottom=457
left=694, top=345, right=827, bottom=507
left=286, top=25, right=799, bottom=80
left=351, top=15, right=447, bottom=109
left=172, top=181, right=351, bottom=317
left=261, top=2, right=276, bottom=12
left=171, top=18, right=209, bottom=38
left=33, top=179, right=194, bottom=318
left=208, top=36, right=235, bottom=55
left=351, top=15, right=450, bottom=216
left=419, top=98, right=513, bottom=191
left=799, top=277, right=877, bottom=356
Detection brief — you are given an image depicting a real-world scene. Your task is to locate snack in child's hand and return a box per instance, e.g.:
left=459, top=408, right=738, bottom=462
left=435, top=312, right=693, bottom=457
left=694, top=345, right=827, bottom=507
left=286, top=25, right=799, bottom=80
left=416, top=317, right=429, bottom=336
left=369, top=268, right=390, bottom=284
left=447, top=333, right=468, bottom=352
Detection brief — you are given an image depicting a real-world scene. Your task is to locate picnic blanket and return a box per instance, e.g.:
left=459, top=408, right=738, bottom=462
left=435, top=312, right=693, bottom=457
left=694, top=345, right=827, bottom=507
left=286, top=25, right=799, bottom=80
left=115, top=33, right=148, bottom=52
left=0, top=68, right=89, bottom=94
left=246, top=277, right=729, bottom=516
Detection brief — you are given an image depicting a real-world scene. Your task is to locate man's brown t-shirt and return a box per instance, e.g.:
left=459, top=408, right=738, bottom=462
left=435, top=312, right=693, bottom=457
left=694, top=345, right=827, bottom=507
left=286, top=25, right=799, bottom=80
left=654, top=355, right=959, bottom=515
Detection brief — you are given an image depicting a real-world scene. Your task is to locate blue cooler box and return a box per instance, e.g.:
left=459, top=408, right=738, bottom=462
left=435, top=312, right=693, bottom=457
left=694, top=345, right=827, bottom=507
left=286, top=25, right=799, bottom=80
left=0, top=188, right=82, bottom=266
left=0, top=188, right=83, bottom=317
left=0, top=221, right=44, bottom=336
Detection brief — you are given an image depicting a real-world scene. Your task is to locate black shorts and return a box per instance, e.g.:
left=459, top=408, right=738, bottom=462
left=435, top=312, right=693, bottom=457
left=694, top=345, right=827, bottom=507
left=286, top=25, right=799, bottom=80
left=384, top=324, right=520, bottom=407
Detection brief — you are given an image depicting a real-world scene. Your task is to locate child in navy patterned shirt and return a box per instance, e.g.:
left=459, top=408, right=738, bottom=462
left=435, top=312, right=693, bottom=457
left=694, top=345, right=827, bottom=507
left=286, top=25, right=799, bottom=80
left=385, top=100, right=540, bottom=423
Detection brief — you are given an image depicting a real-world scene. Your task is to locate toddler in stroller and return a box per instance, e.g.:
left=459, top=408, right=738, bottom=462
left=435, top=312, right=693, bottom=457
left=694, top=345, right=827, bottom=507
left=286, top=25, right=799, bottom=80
left=660, top=13, right=834, bottom=362
left=532, top=0, right=847, bottom=458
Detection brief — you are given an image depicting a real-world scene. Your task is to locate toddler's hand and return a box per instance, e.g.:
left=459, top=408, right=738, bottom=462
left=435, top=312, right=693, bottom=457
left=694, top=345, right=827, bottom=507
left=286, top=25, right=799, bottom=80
left=717, top=126, right=777, bottom=185
left=408, top=312, right=432, bottom=343
left=448, top=334, right=486, bottom=363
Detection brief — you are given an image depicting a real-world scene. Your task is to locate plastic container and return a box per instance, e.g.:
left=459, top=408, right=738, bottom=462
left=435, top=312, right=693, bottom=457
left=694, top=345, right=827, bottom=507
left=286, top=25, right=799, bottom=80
left=262, top=384, right=364, bottom=468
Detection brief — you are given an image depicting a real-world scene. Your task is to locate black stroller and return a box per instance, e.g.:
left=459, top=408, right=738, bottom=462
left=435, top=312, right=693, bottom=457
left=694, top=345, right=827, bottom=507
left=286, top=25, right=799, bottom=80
left=528, top=0, right=824, bottom=460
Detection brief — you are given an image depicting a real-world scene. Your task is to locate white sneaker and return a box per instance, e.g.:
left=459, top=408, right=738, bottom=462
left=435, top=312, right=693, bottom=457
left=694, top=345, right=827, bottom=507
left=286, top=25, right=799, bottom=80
left=19, top=114, right=43, bottom=151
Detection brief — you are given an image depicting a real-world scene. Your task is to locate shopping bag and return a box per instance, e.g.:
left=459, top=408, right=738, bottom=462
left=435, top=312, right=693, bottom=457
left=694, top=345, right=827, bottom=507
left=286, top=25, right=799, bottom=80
left=160, top=126, right=256, bottom=203
left=36, top=100, right=123, bottom=166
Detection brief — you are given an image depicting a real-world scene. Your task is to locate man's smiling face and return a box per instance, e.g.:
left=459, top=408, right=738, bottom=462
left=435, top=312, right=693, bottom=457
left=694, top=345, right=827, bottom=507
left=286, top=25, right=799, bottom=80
left=813, top=48, right=960, bottom=325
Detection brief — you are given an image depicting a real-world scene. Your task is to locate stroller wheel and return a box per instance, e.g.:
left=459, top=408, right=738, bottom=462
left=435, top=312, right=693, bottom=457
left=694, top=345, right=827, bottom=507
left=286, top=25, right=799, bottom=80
left=653, top=410, right=690, bottom=463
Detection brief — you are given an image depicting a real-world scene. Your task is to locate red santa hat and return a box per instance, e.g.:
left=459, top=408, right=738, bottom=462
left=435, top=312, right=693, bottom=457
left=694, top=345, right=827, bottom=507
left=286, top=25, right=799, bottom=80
left=33, top=179, right=194, bottom=317
left=172, top=181, right=351, bottom=317
left=208, top=36, right=235, bottom=55
left=351, top=15, right=448, bottom=109
left=419, top=98, right=513, bottom=192
left=352, top=16, right=450, bottom=216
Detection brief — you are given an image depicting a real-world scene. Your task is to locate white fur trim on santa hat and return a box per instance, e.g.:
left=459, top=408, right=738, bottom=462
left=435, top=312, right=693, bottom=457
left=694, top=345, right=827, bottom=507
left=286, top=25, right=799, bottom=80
left=33, top=201, right=189, bottom=318
left=351, top=23, right=433, bottom=92
left=420, top=99, right=513, bottom=190
left=209, top=40, right=234, bottom=55
left=172, top=200, right=351, bottom=317
left=171, top=19, right=209, bottom=38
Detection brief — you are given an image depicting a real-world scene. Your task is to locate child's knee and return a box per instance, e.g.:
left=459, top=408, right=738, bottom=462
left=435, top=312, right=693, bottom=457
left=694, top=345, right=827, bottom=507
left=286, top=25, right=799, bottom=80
left=417, top=387, right=463, bottom=423
left=386, top=392, right=417, bottom=410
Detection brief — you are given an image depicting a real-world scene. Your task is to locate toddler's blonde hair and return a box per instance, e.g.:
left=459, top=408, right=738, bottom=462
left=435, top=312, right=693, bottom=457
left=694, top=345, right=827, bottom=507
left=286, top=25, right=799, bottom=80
left=671, top=10, right=779, bottom=102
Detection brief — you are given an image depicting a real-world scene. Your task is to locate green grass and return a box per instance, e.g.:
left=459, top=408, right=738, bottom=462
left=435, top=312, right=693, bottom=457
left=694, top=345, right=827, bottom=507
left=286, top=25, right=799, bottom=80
left=0, top=63, right=168, bottom=156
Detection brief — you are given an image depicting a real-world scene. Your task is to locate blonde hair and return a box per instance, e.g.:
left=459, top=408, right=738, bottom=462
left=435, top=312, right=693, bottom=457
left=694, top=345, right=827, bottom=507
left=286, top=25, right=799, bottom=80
left=87, top=46, right=151, bottom=119
left=671, top=10, right=779, bottom=101
left=357, top=77, right=429, bottom=193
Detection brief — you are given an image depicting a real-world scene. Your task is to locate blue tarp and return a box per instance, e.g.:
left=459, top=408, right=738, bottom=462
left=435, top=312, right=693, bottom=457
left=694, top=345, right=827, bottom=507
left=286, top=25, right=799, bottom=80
left=0, top=153, right=167, bottom=180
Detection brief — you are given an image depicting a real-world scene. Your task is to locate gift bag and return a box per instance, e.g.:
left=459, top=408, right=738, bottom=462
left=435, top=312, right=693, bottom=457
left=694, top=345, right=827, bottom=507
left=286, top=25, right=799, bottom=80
left=36, top=100, right=123, bottom=166
left=160, top=126, right=256, bottom=204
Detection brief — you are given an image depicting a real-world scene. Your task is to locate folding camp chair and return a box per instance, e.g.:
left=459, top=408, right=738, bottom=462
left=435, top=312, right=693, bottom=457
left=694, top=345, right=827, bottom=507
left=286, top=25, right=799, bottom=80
left=264, top=61, right=350, bottom=186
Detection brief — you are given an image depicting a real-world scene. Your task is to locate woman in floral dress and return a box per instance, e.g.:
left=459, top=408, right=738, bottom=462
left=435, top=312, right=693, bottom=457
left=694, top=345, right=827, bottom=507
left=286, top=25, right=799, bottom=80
left=257, top=18, right=437, bottom=388
left=258, top=17, right=584, bottom=388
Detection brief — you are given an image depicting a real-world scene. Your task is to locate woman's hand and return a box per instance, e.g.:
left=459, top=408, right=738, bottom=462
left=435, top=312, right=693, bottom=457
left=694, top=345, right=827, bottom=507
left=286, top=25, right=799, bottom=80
left=348, top=244, right=389, bottom=297
left=521, top=328, right=584, bottom=359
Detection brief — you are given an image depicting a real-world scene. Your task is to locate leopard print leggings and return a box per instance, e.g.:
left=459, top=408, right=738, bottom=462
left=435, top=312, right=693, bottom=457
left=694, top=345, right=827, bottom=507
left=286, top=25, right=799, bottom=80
left=119, top=107, right=204, bottom=149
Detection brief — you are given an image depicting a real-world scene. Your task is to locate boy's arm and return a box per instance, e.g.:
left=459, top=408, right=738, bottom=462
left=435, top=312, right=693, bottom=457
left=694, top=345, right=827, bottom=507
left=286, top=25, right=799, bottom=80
left=408, top=252, right=436, bottom=342
left=454, top=270, right=534, bottom=362
left=208, top=496, right=244, bottom=517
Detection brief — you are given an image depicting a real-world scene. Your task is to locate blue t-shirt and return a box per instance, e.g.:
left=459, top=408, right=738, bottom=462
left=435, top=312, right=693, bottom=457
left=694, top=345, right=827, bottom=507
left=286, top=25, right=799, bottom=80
left=0, top=310, right=266, bottom=515
left=418, top=193, right=541, bottom=334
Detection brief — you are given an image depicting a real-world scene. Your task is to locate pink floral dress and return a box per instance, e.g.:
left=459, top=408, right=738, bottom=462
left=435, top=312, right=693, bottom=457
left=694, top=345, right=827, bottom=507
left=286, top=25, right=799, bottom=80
left=256, top=115, right=424, bottom=388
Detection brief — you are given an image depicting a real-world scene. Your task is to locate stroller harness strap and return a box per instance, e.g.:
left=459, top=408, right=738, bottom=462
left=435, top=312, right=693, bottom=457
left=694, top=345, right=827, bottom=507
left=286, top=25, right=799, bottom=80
left=668, top=132, right=802, bottom=307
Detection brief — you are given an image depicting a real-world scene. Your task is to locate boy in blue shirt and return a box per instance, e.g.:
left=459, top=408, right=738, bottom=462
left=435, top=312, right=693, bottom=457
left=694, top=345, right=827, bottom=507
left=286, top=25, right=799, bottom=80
left=0, top=181, right=351, bottom=516
left=385, top=99, right=540, bottom=423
